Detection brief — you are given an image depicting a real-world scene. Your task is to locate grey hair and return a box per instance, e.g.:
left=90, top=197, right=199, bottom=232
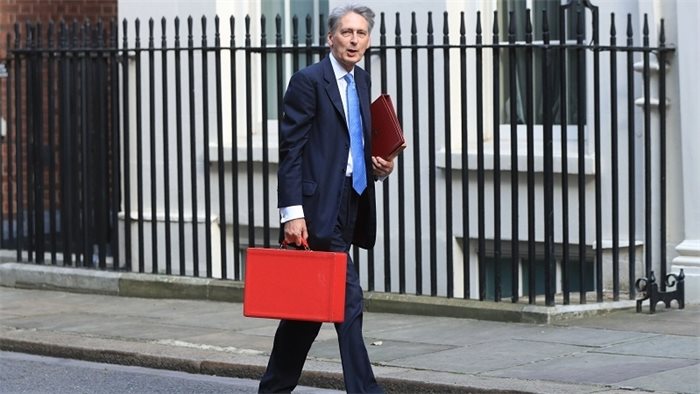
left=327, top=4, right=375, bottom=34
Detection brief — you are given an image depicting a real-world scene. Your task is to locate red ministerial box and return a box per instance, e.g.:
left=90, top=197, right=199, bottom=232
left=243, top=247, right=347, bottom=323
left=371, top=94, right=407, bottom=160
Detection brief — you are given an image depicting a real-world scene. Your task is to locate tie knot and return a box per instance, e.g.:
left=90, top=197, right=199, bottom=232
left=343, top=73, right=354, bottom=85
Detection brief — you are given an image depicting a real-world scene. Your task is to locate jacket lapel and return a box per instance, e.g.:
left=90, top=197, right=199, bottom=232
left=354, top=68, right=372, bottom=141
left=322, top=57, right=346, bottom=124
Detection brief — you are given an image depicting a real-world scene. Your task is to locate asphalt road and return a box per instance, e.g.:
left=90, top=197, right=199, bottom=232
left=0, top=351, right=340, bottom=394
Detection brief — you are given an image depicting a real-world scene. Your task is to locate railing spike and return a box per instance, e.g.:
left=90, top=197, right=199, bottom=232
left=411, top=12, right=417, bottom=35
left=526, top=9, right=532, bottom=35
left=443, top=11, right=449, bottom=36
left=626, top=13, right=633, bottom=38
left=381, top=12, right=386, bottom=35
left=610, top=12, right=616, bottom=36
left=492, top=11, right=498, bottom=35
left=476, top=11, right=481, bottom=35
left=395, top=12, right=401, bottom=36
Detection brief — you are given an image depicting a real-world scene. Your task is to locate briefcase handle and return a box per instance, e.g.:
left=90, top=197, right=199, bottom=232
left=281, top=239, right=310, bottom=251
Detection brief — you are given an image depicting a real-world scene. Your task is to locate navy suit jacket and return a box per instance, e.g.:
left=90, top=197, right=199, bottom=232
left=277, top=56, right=376, bottom=251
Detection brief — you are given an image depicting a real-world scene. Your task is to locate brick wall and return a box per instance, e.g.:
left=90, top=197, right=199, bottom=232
left=0, top=0, right=117, bottom=221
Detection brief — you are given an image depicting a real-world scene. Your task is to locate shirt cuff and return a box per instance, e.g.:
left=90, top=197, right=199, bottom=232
left=280, top=205, right=305, bottom=223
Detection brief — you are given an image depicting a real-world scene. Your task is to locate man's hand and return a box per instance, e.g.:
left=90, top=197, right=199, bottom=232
left=371, top=156, right=394, bottom=178
left=283, top=218, right=308, bottom=247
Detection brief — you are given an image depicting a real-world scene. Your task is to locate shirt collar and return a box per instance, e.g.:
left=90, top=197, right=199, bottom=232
left=329, top=52, right=354, bottom=81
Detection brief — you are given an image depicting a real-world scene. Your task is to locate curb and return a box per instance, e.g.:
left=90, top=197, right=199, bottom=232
left=0, top=336, right=525, bottom=393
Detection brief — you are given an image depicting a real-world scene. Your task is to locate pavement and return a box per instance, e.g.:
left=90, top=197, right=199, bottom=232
left=0, top=262, right=698, bottom=394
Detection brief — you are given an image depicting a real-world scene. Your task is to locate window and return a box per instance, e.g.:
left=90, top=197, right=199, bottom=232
left=497, top=0, right=584, bottom=127
left=262, top=0, right=329, bottom=119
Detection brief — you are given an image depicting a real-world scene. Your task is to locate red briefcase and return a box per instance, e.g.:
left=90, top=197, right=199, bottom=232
left=243, top=243, right=347, bottom=323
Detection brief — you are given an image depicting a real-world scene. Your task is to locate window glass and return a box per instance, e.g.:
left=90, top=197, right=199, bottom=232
left=497, top=0, right=584, bottom=126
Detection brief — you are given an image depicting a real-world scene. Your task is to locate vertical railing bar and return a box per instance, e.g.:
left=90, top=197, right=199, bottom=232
left=459, top=11, right=470, bottom=299
left=626, top=13, right=636, bottom=299
left=14, top=23, right=23, bottom=262
left=427, top=12, right=437, bottom=296
left=292, top=16, right=299, bottom=72
left=244, top=15, right=255, bottom=249
left=260, top=15, right=270, bottom=249
left=96, top=20, right=109, bottom=269
left=542, top=11, right=555, bottom=307
left=576, top=9, right=586, bottom=303
left=0, top=34, right=4, bottom=250
left=2, top=33, right=10, bottom=250
left=275, top=13, right=283, bottom=258
left=109, top=18, right=120, bottom=270
left=318, top=13, right=325, bottom=60
left=592, top=6, right=603, bottom=303
left=476, top=12, right=486, bottom=301
left=658, top=19, right=667, bottom=290
left=410, top=12, right=422, bottom=295
left=71, top=20, right=81, bottom=265
left=304, top=15, right=312, bottom=68
left=559, top=4, right=570, bottom=305
left=230, top=16, right=241, bottom=280
left=609, top=13, right=620, bottom=300
left=187, top=16, right=200, bottom=276
left=34, top=22, right=45, bottom=264
left=507, top=11, right=519, bottom=303
left=148, top=18, right=159, bottom=273
left=364, top=35, right=373, bottom=286
left=59, top=20, right=68, bottom=264
left=25, top=22, right=35, bottom=263
left=526, top=9, right=536, bottom=304
left=161, top=17, right=173, bottom=274
left=121, top=19, right=132, bottom=271
left=174, top=17, right=186, bottom=275
left=492, top=11, right=502, bottom=302
left=442, top=11, right=453, bottom=298
left=395, top=12, right=407, bottom=294
left=134, top=18, right=145, bottom=272
left=642, top=14, right=651, bottom=278
left=201, top=16, right=213, bottom=277
left=80, top=20, right=92, bottom=267
left=214, top=16, right=227, bottom=278
left=47, top=20, right=58, bottom=264
left=379, top=12, right=392, bottom=293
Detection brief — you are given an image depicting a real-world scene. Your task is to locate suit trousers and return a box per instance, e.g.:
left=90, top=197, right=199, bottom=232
left=259, top=177, right=382, bottom=393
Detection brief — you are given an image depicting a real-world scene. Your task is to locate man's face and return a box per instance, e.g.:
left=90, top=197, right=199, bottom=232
left=327, top=12, right=371, bottom=71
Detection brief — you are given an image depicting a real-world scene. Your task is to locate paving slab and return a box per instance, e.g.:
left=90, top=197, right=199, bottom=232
left=484, top=352, right=699, bottom=386
left=617, top=362, right=700, bottom=394
left=595, top=334, right=700, bottom=360
left=386, top=338, right=585, bottom=374
left=512, top=325, right=657, bottom=348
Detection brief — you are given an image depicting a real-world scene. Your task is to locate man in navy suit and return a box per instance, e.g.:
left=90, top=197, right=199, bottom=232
left=258, top=4, right=393, bottom=393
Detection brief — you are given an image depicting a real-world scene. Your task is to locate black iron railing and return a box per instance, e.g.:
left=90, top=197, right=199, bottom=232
left=0, top=1, right=674, bottom=305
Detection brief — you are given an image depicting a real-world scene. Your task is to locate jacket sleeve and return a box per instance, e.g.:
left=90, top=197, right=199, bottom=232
left=277, top=70, right=316, bottom=208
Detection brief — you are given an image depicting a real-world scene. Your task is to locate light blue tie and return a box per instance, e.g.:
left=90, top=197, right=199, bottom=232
left=343, top=73, right=367, bottom=195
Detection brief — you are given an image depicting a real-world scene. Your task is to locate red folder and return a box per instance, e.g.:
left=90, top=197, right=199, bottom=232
left=371, top=94, right=407, bottom=160
left=243, top=246, right=347, bottom=323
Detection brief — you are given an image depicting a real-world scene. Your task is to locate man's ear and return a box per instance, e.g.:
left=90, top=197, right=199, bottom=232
left=327, top=32, right=333, bottom=47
